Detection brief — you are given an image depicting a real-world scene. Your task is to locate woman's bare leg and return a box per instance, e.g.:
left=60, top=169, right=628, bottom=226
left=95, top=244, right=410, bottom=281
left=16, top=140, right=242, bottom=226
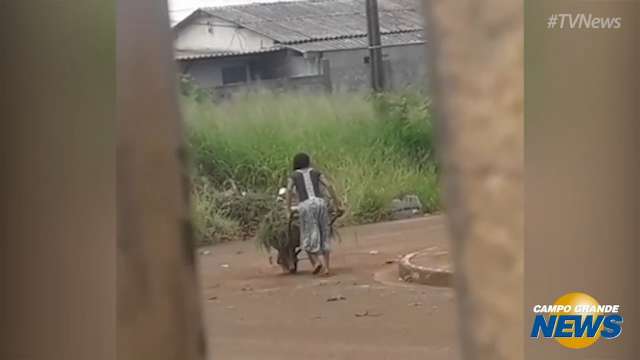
left=321, top=252, right=330, bottom=275
left=309, top=252, right=323, bottom=274
left=307, top=251, right=317, bottom=267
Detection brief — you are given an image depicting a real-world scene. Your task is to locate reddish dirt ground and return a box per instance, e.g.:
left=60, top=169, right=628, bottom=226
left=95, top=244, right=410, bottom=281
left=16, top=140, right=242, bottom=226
left=198, top=215, right=459, bottom=360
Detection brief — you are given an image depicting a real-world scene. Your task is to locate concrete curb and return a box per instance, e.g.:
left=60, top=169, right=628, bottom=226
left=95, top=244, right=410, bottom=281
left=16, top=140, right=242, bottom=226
left=398, top=247, right=453, bottom=287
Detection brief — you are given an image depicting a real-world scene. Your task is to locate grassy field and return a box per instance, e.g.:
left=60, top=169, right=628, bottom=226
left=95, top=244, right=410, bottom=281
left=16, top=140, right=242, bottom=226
left=182, top=90, right=440, bottom=245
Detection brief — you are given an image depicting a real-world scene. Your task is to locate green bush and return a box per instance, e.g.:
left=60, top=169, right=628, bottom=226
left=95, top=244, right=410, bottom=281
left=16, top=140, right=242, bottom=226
left=183, top=90, right=440, bottom=243
left=191, top=178, right=241, bottom=245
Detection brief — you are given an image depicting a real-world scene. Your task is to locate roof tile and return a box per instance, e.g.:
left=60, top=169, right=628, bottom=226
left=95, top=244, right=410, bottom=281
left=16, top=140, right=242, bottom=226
left=201, top=0, right=423, bottom=44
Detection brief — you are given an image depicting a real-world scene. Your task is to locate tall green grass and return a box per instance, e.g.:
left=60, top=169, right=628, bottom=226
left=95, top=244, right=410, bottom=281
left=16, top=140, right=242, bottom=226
left=184, top=90, right=440, bottom=242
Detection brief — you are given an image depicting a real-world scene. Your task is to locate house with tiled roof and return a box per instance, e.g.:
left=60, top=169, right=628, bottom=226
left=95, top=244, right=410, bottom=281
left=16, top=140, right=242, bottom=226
left=173, top=0, right=427, bottom=96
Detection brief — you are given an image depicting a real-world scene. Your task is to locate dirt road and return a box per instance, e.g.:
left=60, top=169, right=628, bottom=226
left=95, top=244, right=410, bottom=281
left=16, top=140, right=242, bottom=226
left=198, top=215, right=459, bottom=360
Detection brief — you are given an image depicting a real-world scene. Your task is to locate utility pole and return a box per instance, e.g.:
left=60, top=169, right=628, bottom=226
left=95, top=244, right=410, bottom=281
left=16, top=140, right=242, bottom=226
left=365, top=0, right=384, bottom=92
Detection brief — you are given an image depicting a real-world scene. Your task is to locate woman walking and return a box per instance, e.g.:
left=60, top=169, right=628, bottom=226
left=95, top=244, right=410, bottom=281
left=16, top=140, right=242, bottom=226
left=286, top=153, right=342, bottom=276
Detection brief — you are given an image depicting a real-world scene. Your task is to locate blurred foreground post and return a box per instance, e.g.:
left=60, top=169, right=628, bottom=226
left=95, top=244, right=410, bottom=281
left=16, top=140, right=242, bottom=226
left=423, top=1, right=524, bottom=359
left=117, top=1, right=206, bottom=359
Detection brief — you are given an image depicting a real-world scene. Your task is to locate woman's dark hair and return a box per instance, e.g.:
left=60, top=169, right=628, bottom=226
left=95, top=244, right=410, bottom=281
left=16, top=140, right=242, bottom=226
left=292, top=153, right=311, bottom=170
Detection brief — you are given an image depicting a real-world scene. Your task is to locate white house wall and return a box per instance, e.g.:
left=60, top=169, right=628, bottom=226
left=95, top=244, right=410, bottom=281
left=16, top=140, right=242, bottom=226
left=175, top=14, right=275, bottom=52
left=284, top=53, right=321, bottom=78
left=182, top=60, right=223, bottom=88
left=323, top=43, right=428, bottom=92
left=180, top=51, right=297, bottom=89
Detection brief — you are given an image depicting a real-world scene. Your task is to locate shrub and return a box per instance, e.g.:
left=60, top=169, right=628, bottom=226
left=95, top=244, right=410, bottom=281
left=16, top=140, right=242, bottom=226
left=183, top=90, right=440, bottom=243
left=191, top=178, right=241, bottom=245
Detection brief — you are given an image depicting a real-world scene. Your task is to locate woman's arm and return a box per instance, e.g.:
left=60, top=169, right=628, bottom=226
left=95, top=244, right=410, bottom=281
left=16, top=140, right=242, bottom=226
left=286, top=177, right=294, bottom=215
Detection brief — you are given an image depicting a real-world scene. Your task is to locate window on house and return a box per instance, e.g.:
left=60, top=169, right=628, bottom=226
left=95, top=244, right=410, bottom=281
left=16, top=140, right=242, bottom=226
left=222, top=65, right=247, bottom=84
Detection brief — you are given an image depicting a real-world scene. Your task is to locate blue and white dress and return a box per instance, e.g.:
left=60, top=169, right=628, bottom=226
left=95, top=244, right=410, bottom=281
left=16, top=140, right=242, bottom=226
left=288, top=168, right=331, bottom=254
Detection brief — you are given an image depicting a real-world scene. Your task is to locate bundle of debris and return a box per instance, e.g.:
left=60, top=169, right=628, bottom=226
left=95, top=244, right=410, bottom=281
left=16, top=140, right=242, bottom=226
left=214, top=190, right=273, bottom=239
left=256, top=188, right=342, bottom=273
left=256, top=203, right=294, bottom=253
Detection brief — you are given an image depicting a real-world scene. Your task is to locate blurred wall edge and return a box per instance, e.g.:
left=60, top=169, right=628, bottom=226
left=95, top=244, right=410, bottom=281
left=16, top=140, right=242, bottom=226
left=0, top=1, right=116, bottom=360
left=117, top=0, right=207, bottom=360
left=422, top=1, right=524, bottom=360
left=525, top=1, right=639, bottom=359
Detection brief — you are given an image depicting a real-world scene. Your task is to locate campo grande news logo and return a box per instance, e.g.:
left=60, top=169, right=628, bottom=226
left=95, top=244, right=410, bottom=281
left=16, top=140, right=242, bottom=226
left=530, top=292, right=623, bottom=349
